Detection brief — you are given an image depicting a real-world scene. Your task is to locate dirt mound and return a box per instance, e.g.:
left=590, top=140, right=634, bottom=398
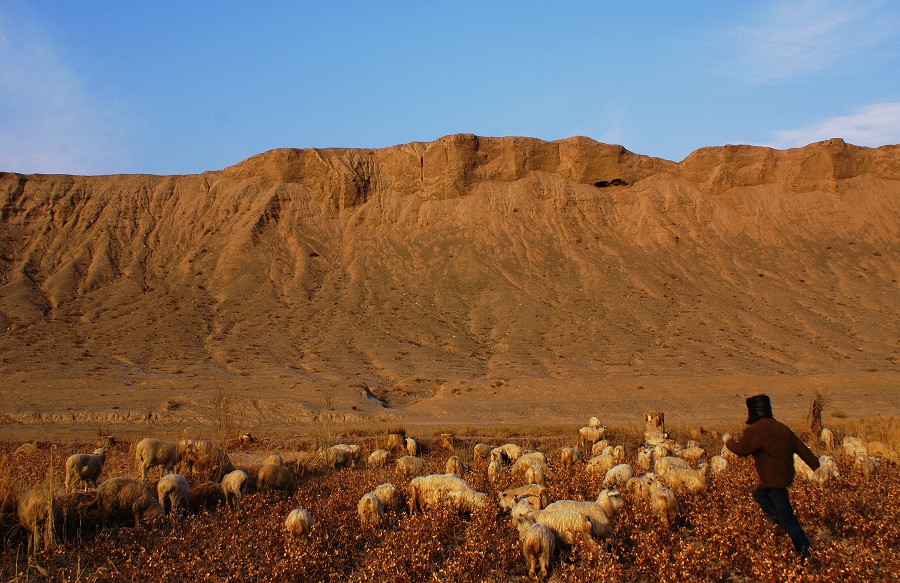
left=1, top=135, right=898, bottom=434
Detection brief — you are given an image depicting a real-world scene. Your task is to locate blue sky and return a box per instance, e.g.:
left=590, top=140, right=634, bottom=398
left=1, top=1, right=899, bottom=175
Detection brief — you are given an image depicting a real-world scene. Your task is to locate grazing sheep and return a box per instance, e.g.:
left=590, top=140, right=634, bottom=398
left=866, top=441, right=894, bottom=459
left=490, top=447, right=511, bottom=466
left=187, top=482, right=225, bottom=514
left=498, top=484, right=550, bottom=512
left=322, top=446, right=350, bottom=469
left=659, top=464, right=710, bottom=494
left=185, top=442, right=233, bottom=482
left=221, top=469, right=249, bottom=510
left=512, top=502, right=597, bottom=551
left=97, top=477, right=163, bottom=528
left=65, top=448, right=106, bottom=493
left=625, top=473, right=658, bottom=503
left=501, top=443, right=526, bottom=462
left=367, top=449, right=390, bottom=468
left=395, top=455, right=428, bottom=477
left=676, top=446, right=705, bottom=464
left=588, top=416, right=603, bottom=429
left=559, top=447, right=584, bottom=467
left=525, top=464, right=547, bottom=486
left=710, top=455, right=729, bottom=473
left=636, top=448, right=655, bottom=472
left=512, top=452, right=548, bottom=474
left=819, top=428, right=835, bottom=451
left=487, top=460, right=503, bottom=483
left=257, top=463, right=298, bottom=494
left=17, top=489, right=57, bottom=553
left=842, top=436, right=867, bottom=457
left=445, top=455, right=468, bottom=477
left=405, top=437, right=420, bottom=457
left=373, top=483, right=400, bottom=509
left=518, top=520, right=555, bottom=578
left=157, top=473, right=190, bottom=516
left=285, top=508, right=313, bottom=542
left=238, top=432, right=254, bottom=448
left=854, top=453, right=878, bottom=477
left=264, top=453, right=284, bottom=466
left=649, top=483, right=678, bottom=527
left=590, top=439, right=611, bottom=456
left=407, top=474, right=487, bottom=514
left=473, top=443, right=493, bottom=460
left=135, top=438, right=186, bottom=481
left=544, top=488, right=624, bottom=540
left=653, top=456, right=691, bottom=476
left=333, top=444, right=362, bottom=467
left=816, top=455, right=841, bottom=482
left=437, top=433, right=455, bottom=451
left=358, top=492, right=384, bottom=526
left=386, top=430, right=407, bottom=451
left=586, top=454, right=617, bottom=475
left=603, top=464, right=634, bottom=489
left=578, top=426, right=606, bottom=449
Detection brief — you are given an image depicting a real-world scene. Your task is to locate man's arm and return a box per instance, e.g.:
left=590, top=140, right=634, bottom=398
left=794, top=435, right=820, bottom=470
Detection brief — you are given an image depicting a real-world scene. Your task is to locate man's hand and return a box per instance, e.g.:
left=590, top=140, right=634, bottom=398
left=721, top=432, right=732, bottom=444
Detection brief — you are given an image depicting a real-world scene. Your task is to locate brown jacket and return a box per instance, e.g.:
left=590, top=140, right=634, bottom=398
left=725, top=417, right=819, bottom=488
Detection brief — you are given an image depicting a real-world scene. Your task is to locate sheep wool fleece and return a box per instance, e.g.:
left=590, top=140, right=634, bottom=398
left=725, top=417, right=819, bottom=488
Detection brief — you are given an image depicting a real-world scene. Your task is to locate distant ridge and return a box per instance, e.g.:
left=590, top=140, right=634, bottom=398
left=1, top=135, right=898, bottom=430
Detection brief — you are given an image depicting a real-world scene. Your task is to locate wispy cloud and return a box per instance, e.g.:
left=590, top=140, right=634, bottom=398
left=0, top=10, right=129, bottom=174
left=725, top=0, right=899, bottom=83
left=766, top=102, right=900, bottom=148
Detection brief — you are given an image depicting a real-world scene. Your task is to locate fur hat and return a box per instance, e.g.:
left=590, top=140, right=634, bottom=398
left=746, top=394, right=773, bottom=425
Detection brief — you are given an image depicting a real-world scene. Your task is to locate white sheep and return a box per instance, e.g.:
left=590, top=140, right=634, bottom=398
left=395, top=455, right=428, bottom=477
left=490, top=447, right=511, bottom=465
left=358, top=492, right=384, bottom=526
left=817, top=455, right=840, bottom=482
left=591, top=440, right=611, bottom=456
left=625, top=473, right=658, bottom=503
left=842, top=436, right=867, bottom=457
left=866, top=441, right=894, bottom=459
left=586, top=454, right=617, bottom=475
left=512, top=452, right=548, bottom=474
left=333, top=443, right=362, bottom=467
left=853, top=453, right=878, bottom=477
left=710, top=455, right=729, bottom=473
left=97, top=477, right=163, bottom=528
left=498, top=484, right=550, bottom=512
left=373, top=483, right=400, bottom=509
left=182, top=440, right=233, bottom=481
left=405, top=437, right=420, bottom=457
left=588, top=416, right=603, bottom=429
left=285, top=508, right=313, bottom=542
left=157, top=473, right=190, bottom=516
left=473, top=443, right=493, bottom=460
left=636, top=448, right=654, bottom=472
left=676, top=446, right=705, bottom=464
left=501, top=443, right=526, bottom=462
left=65, top=448, right=106, bottom=493
left=658, top=464, right=710, bottom=494
left=544, top=488, right=624, bottom=540
left=653, top=456, right=691, bottom=476
left=367, top=449, right=389, bottom=468
left=518, top=520, right=555, bottom=578
left=820, top=428, right=835, bottom=451
left=407, top=474, right=487, bottom=514
left=578, top=426, right=606, bottom=449
left=322, top=446, right=350, bottom=469
left=134, top=438, right=186, bottom=481
left=512, top=501, right=597, bottom=551
left=221, top=469, right=249, bottom=510
left=649, top=482, right=678, bottom=527
left=487, top=460, right=503, bottom=483
left=525, top=464, right=547, bottom=486
left=445, top=455, right=468, bottom=477
left=603, top=463, right=634, bottom=489
left=17, top=488, right=57, bottom=553
left=559, top=447, right=584, bottom=467
left=257, top=463, right=298, bottom=493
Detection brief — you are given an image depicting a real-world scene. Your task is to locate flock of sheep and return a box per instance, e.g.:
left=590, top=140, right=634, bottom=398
left=12, top=416, right=897, bottom=579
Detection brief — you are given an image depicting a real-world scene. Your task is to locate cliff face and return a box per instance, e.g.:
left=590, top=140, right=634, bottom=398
left=1, top=135, right=898, bottom=427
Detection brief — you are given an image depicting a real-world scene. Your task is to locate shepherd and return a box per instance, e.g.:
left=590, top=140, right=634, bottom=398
left=722, top=394, right=820, bottom=560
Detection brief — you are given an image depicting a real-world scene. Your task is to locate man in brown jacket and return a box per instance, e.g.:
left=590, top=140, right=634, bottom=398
left=722, top=394, right=819, bottom=559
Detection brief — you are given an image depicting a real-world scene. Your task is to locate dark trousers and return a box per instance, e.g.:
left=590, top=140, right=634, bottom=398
left=752, top=486, right=812, bottom=557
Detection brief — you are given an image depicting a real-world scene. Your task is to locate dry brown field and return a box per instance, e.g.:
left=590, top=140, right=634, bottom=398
left=2, top=417, right=898, bottom=582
